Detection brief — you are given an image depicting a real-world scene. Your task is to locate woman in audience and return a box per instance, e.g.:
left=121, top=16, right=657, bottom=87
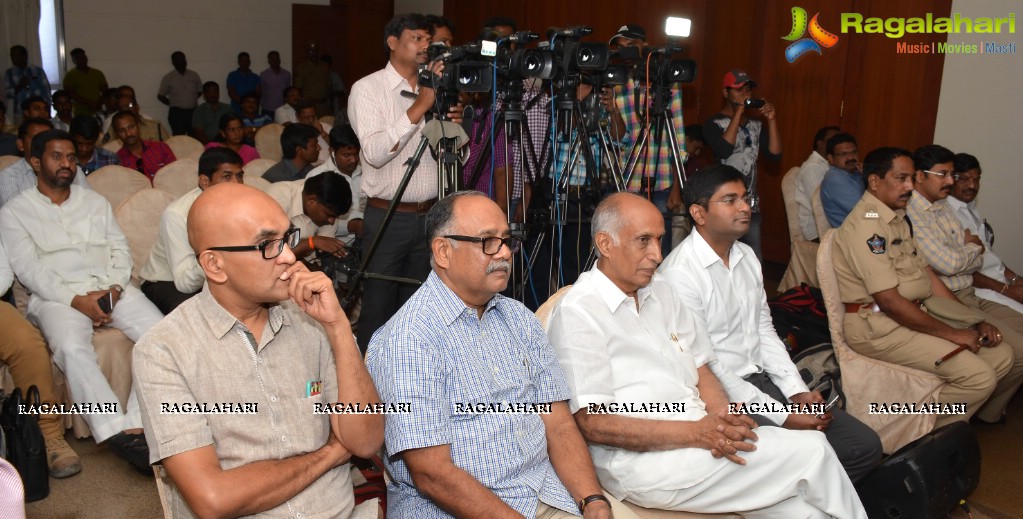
left=204, top=113, right=260, bottom=165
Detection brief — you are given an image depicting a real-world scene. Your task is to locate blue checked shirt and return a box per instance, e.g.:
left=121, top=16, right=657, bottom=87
left=3, top=65, right=51, bottom=118
left=366, top=272, right=578, bottom=518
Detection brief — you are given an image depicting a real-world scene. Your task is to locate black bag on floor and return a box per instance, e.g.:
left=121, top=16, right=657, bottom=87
left=1, top=386, right=50, bottom=502
left=855, top=421, right=979, bottom=519
left=769, top=283, right=831, bottom=355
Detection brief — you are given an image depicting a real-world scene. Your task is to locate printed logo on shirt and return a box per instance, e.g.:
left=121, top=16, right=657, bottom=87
left=306, top=379, right=322, bottom=397
left=866, top=233, right=887, bottom=254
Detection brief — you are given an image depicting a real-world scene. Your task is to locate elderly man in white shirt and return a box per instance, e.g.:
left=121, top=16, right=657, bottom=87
left=659, top=164, right=882, bottom=483
left=545, top=191, right=866, bottom=518
left=947, top=153, right=1023, bottom=313
left=0, top=129, right=163, bottom=473
left=139, top=147, right=245, bottom=314
left=794, top=126, right=840, bottom=241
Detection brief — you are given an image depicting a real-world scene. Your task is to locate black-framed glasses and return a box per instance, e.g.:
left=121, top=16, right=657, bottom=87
left=206, top=227, right=301, bottom=259
left=444, top=235, right=521, bottom=255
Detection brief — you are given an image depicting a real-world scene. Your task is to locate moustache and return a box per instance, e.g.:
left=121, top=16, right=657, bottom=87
left=486, top=260, right=511, bottom=274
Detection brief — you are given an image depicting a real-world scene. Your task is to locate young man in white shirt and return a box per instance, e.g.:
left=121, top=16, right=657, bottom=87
left=139, top=147, right=245, bottom=314
left=307, top=124, right=364, bottom=245
left=659, top=164, right=882, bottom=482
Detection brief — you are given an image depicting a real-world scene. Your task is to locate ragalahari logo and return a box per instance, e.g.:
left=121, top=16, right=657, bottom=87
left=783, top=7, right=840, bottom=62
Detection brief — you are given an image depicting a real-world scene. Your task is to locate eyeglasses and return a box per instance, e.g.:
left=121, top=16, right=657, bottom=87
left=443, top=235, right=521, bottom=255
left=205, top=227, right=301, bottom=260
left=923, top=170, right=956, bottom=180
left=710, top=194, right=754, bottom=207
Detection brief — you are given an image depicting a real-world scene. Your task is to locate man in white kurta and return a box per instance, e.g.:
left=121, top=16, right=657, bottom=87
left=545, top=192, right=866, bottom=518
left=0, top=130, right=163, bottom=472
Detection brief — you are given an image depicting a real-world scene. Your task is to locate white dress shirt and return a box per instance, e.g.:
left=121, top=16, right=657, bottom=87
left=306, top=163, right=364, bottom=245
left=946, top=195, right=1023, bottom=312
left=140, top=187, right=205, bottom=292
left=795, top=151, right=829, bottom=241
left=264, top=179, right=340, bottom=244
left=658, top=229, right=809, bottom=426
left=546, top=267, right=724, bottom=491
left=347, top=61, right=437, bottom=202
left=0, top=185, right=131, bottom=306
left=273, top=104, right=297, bottom=125
left=0, top=240, right=13, bottom=293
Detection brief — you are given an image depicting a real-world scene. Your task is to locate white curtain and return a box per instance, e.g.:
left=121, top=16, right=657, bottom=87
left=0, top=0, right=44, bottom=84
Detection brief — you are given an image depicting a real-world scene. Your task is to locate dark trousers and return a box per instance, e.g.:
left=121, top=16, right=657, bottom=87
left=524, top=195, right=592, bottom=311
left=355, top=206, right=431, bottom=352
left=744, top=371, right=883, bottom=483
left=141, top=280, right=199, bottom=315
left=167, top=107, right=194, bottom=136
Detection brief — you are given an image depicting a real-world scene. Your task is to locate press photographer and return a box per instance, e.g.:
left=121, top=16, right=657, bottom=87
left=347, top=13, right=467, bottom=350
left=703, top=69, right=782, bottom=260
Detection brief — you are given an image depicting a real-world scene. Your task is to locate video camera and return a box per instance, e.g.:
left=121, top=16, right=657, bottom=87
left=417, top=42, right=493, bottom=119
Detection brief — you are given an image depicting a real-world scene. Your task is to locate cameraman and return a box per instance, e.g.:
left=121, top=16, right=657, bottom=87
left=348, top=13, right=464, bottom=350
left=607, top=24, right=686, bottom=256
left=703, top=69, right=782, bottom=260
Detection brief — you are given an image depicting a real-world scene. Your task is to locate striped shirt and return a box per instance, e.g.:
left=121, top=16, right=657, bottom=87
left=348, top=62, right=438, bottom=203
left=366, top=272, right=578, bottom=518
left=614, top=79, right=686, bottom=192
left=906, top=191, right=984, bottom=292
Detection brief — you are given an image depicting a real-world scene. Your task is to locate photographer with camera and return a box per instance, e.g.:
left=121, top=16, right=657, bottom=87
left=348, top=13, right=465, bottom=350
left=607, top=24, right=687, bottom=256
left=703, top=69, right=782, bottom=260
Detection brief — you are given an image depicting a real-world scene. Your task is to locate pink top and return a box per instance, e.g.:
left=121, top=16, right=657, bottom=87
left=203, top=142, right=260, bottom=165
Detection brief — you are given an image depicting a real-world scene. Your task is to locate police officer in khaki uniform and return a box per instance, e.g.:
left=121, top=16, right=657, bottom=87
left=832, top=147, right=1014, bottom=428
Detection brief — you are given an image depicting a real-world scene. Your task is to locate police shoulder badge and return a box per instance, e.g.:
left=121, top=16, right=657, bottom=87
left=866, top=234, right=887, bottom=254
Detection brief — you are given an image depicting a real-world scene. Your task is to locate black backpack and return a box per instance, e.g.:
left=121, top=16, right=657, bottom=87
left=1, top=386, right=50, bottom=502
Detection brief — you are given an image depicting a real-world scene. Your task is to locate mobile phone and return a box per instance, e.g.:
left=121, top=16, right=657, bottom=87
left=98, top=292, right=114, bottom=314
left=816, top=394, right=840, bottom=419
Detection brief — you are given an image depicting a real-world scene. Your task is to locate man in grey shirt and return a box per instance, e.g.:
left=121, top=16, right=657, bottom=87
left=0, top=118, right=90, bottom=207
left=263, top=123, right=319, bottom=183
left=133, top=183, right=382, bottom=518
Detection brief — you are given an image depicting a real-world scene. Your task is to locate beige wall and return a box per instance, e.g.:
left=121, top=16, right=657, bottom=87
left=62, top=0, right=329, bottom=126
left=935, top=0, right=1022, bottom=266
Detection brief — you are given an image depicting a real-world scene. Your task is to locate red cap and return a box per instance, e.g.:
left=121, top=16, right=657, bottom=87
left=723, top=69, right=756, bottom=89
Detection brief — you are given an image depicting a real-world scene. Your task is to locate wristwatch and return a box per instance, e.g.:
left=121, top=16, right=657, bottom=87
left=109, top=284, right=124, bottom=295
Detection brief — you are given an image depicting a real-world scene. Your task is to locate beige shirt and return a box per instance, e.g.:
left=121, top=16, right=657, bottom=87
left=133, top=287, right=352, bottom=518
left=833, top=191, right=931, bottom=305
left=140, top=187, right=205, bottom=292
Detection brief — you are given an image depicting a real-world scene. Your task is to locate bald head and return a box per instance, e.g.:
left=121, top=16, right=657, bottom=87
left=592, top=192, right=659, bottom=246
left=188, top=183, right=288, bottom=254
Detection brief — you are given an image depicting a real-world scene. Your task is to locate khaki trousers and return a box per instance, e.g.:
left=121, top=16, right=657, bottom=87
left=0, top=302, right=63, bottom=440
left=844, top=309, right=1013, bottom=428
left=956, top=287, right=1023, bottom=421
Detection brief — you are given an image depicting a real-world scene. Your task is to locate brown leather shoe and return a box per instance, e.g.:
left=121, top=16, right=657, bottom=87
left=45, top=436, right=82, bottom=478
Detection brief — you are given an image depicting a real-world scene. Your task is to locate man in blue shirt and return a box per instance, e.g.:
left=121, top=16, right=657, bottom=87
left=820, top=132, right=863, bottom=228
left=3, top=45, right=51, bottom=125
left=226, top=52, right=261, bottom=114
left=367, top=191, right=629, bottom=519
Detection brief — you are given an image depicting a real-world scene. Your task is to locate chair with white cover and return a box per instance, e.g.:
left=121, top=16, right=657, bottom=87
left=0, top=155, right=19, bottom=170
left=254, top=123, right=284, bottom=162
left=244, top=175, right=273, bottom=194
left=778, top=167, right=820, bottom=292
left=812, top=185, right=833, bottom=244
left=102, top=139, right=122, bottom=154
left=244, top=157, right=277, bottom=179
left=816, top=229, right=943, bottom=453
left=86, top=165, right=152, bottom=209
left=153, top=159, right=200, bottom=199
left=536, top=287, right=741, bottom=519
left=164, top=135, right=204, bottom=161
left=114, top=189, right=176, bottom=288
